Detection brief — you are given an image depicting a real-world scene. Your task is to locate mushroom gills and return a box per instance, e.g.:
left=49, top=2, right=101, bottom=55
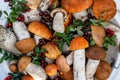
left=25, top=63, right=47, bottom=80
left=53, top=12, right=65, bottom=33
left=39, top=0, right=52, bottom=11
left=73, top=10, right=88, bottom=22
left=0, top=26, right=21, bottom=55
left=86, top=59, right=100, bottom=80
left=13, top=22, right=30, bottom=40
left=73, top=49, right=86, bottom=80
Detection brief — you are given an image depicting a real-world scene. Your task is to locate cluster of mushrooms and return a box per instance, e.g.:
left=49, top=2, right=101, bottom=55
left=0, top=0, right=120, bottom=80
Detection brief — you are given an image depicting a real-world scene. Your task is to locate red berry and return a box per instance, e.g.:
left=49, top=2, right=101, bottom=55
left=4, top=76, right=12, bottom=80
left=6, top=22, right=12, bottom=28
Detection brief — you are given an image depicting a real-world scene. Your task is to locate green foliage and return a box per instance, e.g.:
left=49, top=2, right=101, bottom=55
left=8, top=72, right=24, bottom=80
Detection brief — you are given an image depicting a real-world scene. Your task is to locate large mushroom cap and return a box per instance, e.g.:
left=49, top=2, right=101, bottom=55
left=93, top=0, right=116, bottom=21
left=16, top=38, right=36, bottom=53
left=28, top=21, right=52, bottom=40
left=42, top=42, right=61, bottom=59
left=86, top=45, right=106, bottom=60
left=91, top=25, right=106, bottom=47
left=18, top=56, right=32, bottom=72
left=70, top=36, right=89, bottom=50
left=61, top=0, right=93, bottom=13
left=95, top=60, right=112, bottom=80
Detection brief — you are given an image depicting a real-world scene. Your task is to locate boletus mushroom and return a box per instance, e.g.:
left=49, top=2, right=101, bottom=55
left=13, top=22, right=36, bottom=53
left=93, top=0, right=116, bottom=21
left=85, top=45, right=106, bottom=80
left=28, top=21, right=52, bottom=40
left=70, top=36, right=89, bottom=80
left=42, top=42, right=61, bottom=59
left=18, top=56, right=47, bottom=80
left=91, top=25, right=106, bottom=47
left=0, top=25, right=21, bottom=55
left=51, top=8, right=67, bottom=33
left=56, top=55, right=70, bottom=73
left=95, top=60, right=112, bottom=80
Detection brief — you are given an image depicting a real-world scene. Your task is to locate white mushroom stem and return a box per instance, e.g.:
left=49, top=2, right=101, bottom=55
left=34, top=35, right=42, bottom=45
left=66, top=51, right=74, bottom=65
left=53, top=12, right=65, bottom=33
left=39, top=0, right=52, bottom=11
left=73, top=10, right=88, bottom=22
left=13, top=22, right=30, bottom=40
left=86, top=59, right=100, bottom=80
left=0, top=26, right=21, bottom=55
left=25, top=63, right=47, bottom=80
left=74, top=49, right=86, bottom=80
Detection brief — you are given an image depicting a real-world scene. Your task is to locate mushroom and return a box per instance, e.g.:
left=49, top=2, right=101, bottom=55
left=39, top=0, right=52, bottom=11
left=85, top=46, right=106, bottom=80
left=95, top=60, right=112, bottom=80
left=0, top=25, right=21, bottom=55
left=93, top=0, right=116, bottom=21
left=28, top=21, right=52, bottom=40
left=61, top=0, right=93, bottom=22
left=56, top=55, right=70, bottom=73
left=45, top=64, right=57, bottom=76
left=70, top=36, right=89, bottom=80
left=13, top=22, right=36, bottom=53
left=18, top=56, right=47, bottom=80
left=27, top=0, right=42, bottom=10
left=91, top=25, right=106, bottom=47
left=42, top=42, right=61, bottom=59
left=22, top=75, right=34, bottom=80
left=51, top=8, right=67, bottom=33
left=23, top=9, right=41, bottom=23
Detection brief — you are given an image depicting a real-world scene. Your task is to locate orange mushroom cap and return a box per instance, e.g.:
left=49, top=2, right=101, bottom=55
left=61, top=0, right=93, bottom=13
left=28, top=21, right=52, bottom=40
left=93, top=0, right=116, bottom=21
left=70, top=36, right=89, bottom=50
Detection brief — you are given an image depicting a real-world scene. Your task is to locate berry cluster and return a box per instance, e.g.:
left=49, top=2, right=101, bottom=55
left=39, top=11, right=53, bottom=29
left=17, top=14, right=25, bottom=22
left=4, top=76, right=12, bottom=80
left=106, top=29, right=114, bottom=37
left=40, top=54, right=48, bottom=68
left=38, top=39, right=47, bottom=48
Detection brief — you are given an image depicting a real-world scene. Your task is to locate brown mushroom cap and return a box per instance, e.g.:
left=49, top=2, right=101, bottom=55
left=93, top=0, right=116, bottom=21
left=70, top=36, right=89, bottom=50
left=61, top=0, right=93, bottom=13
left=91, top=25, right=106, bottom=47
left=28, top=21, right=52, bottom=40
left=27, top=0, right=41, bottom=9
left=86, top=45, right=106, bottom=60
left=18, top=56, right=32, bottom=72
left=16, top=38, right=36, bottom=53
left=95, top=60, right=112, bottom=80
left=45, top=64, right=57, bottom=76
left=42, top=42, right=61, bottom=59
left=56, top=55, right=70, bottom=73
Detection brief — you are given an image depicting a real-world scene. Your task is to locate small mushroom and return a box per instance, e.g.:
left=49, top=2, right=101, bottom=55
left=27, top=0, right=42, bottom=9
left=42, top=42, right=61, bottom=59
left=28, top=21, right=52, bottom=40
left=0, top=25, right=21, bottom=55
left=13, top=22, right=36, bottom=53
left=9, top=63, right=17, bottom=72
left=91, top=25, right=106, bottom=47
left=60, top=66, right=73, bottom=80
left=18, top=56, right=47, bottom=80
left=95, top=60, right=112, bottom=80
left=85, top=46, right=106, bottom=80
left=51, top=8, right=67, bottom=33
left=45, top=64, right=57, bottom=76
left=39, top=0, right=52, bottom=11
left=56, top=55, right=70, bottom=73
left=70, top=36, right=89, bottom=80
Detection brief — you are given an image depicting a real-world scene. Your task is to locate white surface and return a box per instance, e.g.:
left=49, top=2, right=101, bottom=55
left=0, top=0, right=120, bottom=80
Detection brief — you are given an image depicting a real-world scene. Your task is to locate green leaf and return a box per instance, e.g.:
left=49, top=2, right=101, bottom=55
left=77, top=30, right=84, bottom=36
left=35, top=47, right=40, bottom=54
left=90, top=40, right=96, bottom=46
left=3, top=11, right=8, bottom=16
left=58, top=41, right=64, bottom=51
left=103, top=42, right=108, bottom=48
left=33, top=60, right=41, bottom=65
left=52, top=39, right=61, bottom=43
left=55, top=32, right=65, bottom=38
left=105, top=37, right=110, bottom=41
left=111, top=35, right=116, bottom=40
left=0, top=48, right=2, bottom=53
left=40, top=48, right=46, bottom=53
left=0, top=11, right=2, bottom=18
